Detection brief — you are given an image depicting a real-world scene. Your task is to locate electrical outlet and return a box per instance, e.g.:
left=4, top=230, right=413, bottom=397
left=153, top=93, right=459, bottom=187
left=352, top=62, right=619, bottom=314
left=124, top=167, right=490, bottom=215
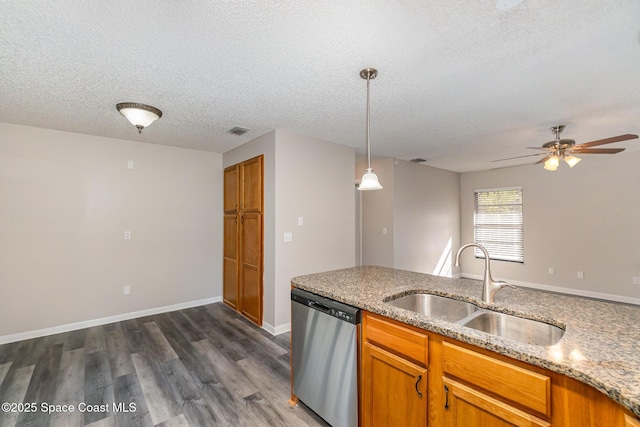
left=633, top=277, right=640, bottom=285
left=548, top=267, right=555, bottom=275
left=382, top=227, right=388, bottom=235
left=124, top=230, right=132, bottom=240
left=283, top=232, right=293, bottom=243
left=577, top=271, right=584, bottom=279
left=123, top=286, right=130, bottom=295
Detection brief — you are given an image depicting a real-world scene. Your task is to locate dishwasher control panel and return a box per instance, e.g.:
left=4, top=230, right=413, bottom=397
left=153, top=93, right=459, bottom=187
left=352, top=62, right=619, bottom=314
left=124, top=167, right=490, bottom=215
left=291, top=288, right=361, bottom=325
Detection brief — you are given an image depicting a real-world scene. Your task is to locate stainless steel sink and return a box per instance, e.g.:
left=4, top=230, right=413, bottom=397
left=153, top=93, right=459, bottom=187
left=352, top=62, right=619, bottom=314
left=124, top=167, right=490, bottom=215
left=461, top=311, right=564, bottom=346
left=386, top=293, right=478, bottom=323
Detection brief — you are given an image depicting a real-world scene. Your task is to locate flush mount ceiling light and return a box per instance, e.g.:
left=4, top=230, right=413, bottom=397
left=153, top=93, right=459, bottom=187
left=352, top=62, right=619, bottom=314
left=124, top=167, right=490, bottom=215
left=116, top=102, right=163, bottom=134
left=358, top=67, right=383, bottom=191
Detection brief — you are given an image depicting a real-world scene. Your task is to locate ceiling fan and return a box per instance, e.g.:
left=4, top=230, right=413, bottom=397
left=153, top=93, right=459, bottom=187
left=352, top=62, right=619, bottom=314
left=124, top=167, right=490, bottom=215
left=492, top=125, right=638, bottom=171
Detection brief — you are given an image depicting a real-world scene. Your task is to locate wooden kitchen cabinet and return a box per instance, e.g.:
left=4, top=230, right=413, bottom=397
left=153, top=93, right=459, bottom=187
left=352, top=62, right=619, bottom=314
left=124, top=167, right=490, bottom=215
left=223, top=156, right=263, bottom=326
left=626, top=414, right=640, bottom=427
left=442, top=342, right=551, bottom=417
left=223, top=165, right=239, bottom=213
left=362, top=312, right=429, bottom=427
left=223, top=214, right=239, bottom=309
left=362, top=342, right=427, bottom=427
left=442, top=377, right=549, bottom=427
left=239, top=211, right=262, bottom=325
left=361, top=310, right=639, bottom=427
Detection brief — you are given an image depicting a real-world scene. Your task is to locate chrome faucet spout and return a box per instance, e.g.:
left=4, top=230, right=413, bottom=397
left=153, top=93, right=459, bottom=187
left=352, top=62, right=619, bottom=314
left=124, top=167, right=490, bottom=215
left=454, top=243, right=513, bottom=304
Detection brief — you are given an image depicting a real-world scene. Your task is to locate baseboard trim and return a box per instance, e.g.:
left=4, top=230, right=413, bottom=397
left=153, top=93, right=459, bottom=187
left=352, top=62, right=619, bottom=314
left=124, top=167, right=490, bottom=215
left=262, top=321, right=291, bottom=336
left=460, top=274, right=640, bottom=306
left=0, top=296, right=222, bottom=345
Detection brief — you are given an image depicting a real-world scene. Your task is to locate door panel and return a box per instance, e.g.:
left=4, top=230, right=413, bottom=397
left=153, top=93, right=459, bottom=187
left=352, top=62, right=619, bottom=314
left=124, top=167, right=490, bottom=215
left=241, top=156, right=262, bottom=213
left=224, top=165, right=239, bottom=213
left=223, top=215, right=239, bottom=309
left=442, top=378, right=549, bottom=427
left=240, top=213, right=262, bottom=325
left=362, top=342, right=427, bottom=427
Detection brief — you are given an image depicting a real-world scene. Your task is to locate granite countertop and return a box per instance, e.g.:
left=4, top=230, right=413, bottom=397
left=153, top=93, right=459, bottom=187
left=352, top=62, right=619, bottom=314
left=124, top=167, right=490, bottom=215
left=291, top=265, right=640, bottom=417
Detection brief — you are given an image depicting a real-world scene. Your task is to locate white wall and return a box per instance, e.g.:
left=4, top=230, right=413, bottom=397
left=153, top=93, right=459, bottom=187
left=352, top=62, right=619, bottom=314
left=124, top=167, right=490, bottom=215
left=0, top=123, right=222, bottom=339
left=361, top=158, right=395, bottom=267
left=460, top=152, right=640, bottom=303
left=274, top=130, right=356, bottom=328
left=360, top=158, right=461, bottom=276
left=393, top=160, right=460, bottom=276
left=224, top=130, right=355, bottom=333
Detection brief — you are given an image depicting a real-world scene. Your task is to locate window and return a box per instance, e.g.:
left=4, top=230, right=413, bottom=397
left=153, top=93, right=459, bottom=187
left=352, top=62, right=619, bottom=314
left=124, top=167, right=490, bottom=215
left=473, top=187, right=523, bottom=263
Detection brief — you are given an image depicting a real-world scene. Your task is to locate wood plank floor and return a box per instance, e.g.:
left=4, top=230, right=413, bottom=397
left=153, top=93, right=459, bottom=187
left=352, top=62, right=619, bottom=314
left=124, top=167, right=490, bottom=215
left=0, top=303, right=330, bottom=427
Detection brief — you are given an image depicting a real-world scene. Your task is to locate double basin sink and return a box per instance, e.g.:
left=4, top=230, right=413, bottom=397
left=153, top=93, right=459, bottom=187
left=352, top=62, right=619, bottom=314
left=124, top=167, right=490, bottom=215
left=386, top=293, right=564, bottom=346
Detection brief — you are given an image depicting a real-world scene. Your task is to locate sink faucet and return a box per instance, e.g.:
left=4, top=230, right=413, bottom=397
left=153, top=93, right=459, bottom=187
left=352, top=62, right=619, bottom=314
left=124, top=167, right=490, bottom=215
left=454, top=243, right=514, bottom=304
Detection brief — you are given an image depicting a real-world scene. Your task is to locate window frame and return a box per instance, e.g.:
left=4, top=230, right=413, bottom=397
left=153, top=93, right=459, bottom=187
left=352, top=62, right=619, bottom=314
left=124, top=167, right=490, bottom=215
left=473, top=186, right=524, bottom=263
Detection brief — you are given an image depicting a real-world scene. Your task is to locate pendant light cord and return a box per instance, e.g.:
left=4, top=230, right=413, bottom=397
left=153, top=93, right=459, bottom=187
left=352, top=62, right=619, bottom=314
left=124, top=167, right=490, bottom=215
left=366, top=74, right=371, bottom=169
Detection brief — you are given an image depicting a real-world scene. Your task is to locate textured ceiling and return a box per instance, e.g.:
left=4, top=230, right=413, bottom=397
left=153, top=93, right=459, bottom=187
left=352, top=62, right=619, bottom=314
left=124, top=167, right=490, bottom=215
left=1, top=0, right=639, bottom=172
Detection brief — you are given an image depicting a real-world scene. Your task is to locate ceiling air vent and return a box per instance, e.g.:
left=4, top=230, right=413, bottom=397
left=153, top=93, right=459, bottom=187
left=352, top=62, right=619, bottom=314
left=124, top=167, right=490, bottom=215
left=227, top=126, right=251, bottom=136
left=410, top=158, right=428, bottom=163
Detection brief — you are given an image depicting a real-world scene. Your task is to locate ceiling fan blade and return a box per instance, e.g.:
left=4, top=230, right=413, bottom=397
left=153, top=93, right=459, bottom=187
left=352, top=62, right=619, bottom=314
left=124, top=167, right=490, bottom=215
left=526, top=146, right=552, bottom=151
left=535, top=154, right=551, bottom=165
left=579, top=134, right=638, bottom=148
left=571, top=147, right=625, bottom=154
left=491, top=153, right=545, bottom=162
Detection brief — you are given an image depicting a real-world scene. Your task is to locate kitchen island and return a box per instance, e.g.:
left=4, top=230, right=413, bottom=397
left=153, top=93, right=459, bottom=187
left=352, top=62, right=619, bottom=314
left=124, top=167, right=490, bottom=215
left=291, top=265, right=640, bottom=423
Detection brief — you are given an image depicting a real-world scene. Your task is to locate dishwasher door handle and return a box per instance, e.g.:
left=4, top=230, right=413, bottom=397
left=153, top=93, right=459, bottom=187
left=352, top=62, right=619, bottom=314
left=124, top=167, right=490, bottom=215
left=308, top=301, right=331, bottom=314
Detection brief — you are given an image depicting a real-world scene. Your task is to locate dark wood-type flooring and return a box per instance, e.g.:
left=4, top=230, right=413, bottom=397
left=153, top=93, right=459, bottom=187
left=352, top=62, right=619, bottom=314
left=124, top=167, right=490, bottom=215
left=0, top=303, right=329, bottom=427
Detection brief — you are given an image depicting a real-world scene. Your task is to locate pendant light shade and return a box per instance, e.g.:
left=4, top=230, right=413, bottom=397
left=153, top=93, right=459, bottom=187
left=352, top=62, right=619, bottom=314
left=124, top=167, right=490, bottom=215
left=116, top=102, right=163, bottom=133
left=563, top=154, right=581, bottom=168
left=358, top=67, right=383, bottom=191
left=359, top=168, right=383, bottom=190
left=543, top=154, right=560, bottom=171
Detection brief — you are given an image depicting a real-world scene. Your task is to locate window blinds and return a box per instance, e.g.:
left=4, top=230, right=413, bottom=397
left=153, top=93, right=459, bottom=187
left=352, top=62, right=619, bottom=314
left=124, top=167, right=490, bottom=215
left=473, top=187, right=524, bottom=263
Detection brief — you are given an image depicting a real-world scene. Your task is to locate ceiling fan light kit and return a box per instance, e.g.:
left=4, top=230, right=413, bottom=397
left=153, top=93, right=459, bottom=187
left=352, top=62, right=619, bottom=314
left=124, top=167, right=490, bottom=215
left=493, top=124, right=638, bottom=171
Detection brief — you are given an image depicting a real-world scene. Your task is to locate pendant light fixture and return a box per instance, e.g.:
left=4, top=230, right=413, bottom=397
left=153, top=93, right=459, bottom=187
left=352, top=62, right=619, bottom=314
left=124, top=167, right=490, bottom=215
left=358, top=67, right=383, bottom=191
left=116, top=102, right=163, bottom=133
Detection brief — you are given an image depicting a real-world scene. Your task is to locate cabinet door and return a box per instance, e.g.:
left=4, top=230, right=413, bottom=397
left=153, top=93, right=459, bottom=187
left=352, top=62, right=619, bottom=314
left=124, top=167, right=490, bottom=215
left=362, top=342, right=427, bottom=427
left=442, top=378, right=549, bottom=427
left=241, top=156, right=262, bottom=213
left=224, top=165, right=239, bottom=213
left=223, top=214, right=239, bottom=309
left=240, top=212, right=262, bottom=326
left=626, top=415, right=640, bottom=427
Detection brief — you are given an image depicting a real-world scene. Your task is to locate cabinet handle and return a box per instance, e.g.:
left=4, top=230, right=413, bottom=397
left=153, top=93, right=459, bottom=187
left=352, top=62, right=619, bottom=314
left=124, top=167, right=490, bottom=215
left=444, top=385, right=449, bottom=409
left=415, top=375, right=423, bottom=399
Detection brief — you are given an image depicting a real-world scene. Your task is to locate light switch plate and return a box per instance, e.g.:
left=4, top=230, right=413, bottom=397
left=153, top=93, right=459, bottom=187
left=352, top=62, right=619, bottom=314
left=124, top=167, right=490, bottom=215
left=548, top=267, right=555, bottom=275
left=633, top=277, right=640, bottom=285
left=283, top=232, right=293, bottom=243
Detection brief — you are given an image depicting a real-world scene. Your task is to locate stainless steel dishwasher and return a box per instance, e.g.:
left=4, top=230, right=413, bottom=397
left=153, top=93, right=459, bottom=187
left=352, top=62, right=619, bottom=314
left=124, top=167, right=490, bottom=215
left=291, top=288, right=360, bottom=427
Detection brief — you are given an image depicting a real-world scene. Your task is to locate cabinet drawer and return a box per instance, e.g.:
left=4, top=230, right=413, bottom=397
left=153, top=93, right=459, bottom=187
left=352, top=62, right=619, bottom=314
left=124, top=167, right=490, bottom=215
left=442, top=341, right=550, bottom=416
left=364, top=313, right=428, bottom=366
